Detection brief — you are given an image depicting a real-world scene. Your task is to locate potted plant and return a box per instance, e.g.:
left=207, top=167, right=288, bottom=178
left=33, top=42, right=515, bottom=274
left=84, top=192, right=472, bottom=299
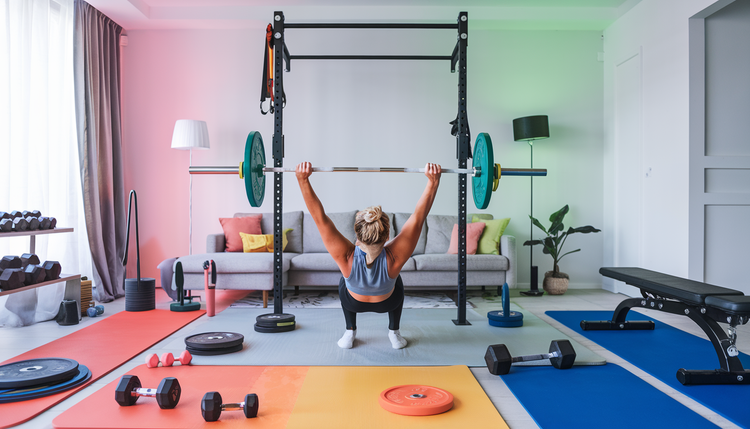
left=523, top=205, right=600, bottom=295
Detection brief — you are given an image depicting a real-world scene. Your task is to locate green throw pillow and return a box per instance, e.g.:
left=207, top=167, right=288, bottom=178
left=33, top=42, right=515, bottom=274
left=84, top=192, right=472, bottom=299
left=473, top=216, right=510, bottom=255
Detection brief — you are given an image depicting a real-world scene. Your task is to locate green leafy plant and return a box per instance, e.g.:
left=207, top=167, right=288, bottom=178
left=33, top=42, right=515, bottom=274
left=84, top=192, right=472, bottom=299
left=523, top=205, right=601, bottom=278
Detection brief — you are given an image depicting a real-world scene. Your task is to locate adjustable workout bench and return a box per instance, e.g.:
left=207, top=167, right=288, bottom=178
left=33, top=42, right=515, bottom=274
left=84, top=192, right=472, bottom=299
left=581, top=267, right=750, bottom=385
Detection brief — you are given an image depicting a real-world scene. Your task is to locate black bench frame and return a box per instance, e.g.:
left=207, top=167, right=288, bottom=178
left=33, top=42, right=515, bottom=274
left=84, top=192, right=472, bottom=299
left=582, top=267, right=750, bottom=385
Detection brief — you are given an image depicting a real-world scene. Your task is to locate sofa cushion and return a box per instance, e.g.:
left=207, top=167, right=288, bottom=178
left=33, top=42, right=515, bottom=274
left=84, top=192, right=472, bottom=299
left=474, top=216, right=510, bottom=255
left=234, top=211, right=303, bottom=253
left=446, top=222, right=485, bottom=255
left=175, top=252, right=298, bottom=274
left=219, top=215, right=262, bottom=252
left=393, top=212, right=426, bottom=255
left=303, top=210, right=357, bottom=253
left=291, top=253, right=417, bottom=272
left=412, top=254, right=509, bottom=271
left=240, top=228, right=291, bottom=253
left=290, top=253, right=340, bottom=271
left=424, top=214, right=457, bottom=254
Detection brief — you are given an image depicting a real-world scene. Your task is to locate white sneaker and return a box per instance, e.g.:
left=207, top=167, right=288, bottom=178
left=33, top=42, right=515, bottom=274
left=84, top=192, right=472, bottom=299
left=388, top=329, right=407, bottom=349
left=337, top=329, right=356, bottom=349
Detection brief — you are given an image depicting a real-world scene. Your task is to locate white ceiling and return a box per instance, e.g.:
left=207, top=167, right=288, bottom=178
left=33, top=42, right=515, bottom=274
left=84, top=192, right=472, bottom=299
left=85, top=0, right=641, bottom=30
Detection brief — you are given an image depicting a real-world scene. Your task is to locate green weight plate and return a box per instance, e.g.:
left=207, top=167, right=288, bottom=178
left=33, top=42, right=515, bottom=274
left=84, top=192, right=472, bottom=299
left=244, top=131, right=266, bottom=207
left=472, top=133, right=494, bottom=210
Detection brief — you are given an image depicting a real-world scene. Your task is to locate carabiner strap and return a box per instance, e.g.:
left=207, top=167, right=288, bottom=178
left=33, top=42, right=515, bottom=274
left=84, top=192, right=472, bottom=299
left=260, top=24, right=286, bottom=115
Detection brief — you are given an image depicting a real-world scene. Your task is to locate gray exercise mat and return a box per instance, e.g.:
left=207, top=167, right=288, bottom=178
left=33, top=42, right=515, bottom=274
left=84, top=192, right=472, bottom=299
left=158, top=305, right=605, bottom=367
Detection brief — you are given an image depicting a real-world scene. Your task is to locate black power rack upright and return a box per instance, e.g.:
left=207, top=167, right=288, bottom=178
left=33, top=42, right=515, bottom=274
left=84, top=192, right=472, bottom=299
left=268, top=11, right=472, bottom=325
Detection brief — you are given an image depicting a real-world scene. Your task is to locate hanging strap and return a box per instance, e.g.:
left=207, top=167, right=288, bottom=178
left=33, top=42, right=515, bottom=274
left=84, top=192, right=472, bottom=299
left=450, top=113, right=472, bottom=158
left=260, top=24, right=286, bottom=115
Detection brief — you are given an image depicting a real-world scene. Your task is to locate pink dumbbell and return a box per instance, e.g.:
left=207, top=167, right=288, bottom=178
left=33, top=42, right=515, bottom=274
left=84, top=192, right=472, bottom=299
left=145, top=350, right=192, bottom=368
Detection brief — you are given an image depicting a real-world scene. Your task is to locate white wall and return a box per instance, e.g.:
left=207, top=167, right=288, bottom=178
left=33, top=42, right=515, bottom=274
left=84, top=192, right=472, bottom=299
left=601, top=0, right=725, bottom=294
left=121, top=18, right=604, bottom=288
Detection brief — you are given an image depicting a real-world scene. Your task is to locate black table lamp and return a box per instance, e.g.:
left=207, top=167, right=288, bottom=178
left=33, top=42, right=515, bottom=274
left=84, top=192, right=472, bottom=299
left=513, top=115, right=549, bottom=297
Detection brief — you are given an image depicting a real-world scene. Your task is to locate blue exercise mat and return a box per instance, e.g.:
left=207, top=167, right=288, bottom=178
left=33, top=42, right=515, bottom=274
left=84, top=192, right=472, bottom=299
left=500, top=364, right=717, bottom=429
left=548, top=310, right=750, bottom=428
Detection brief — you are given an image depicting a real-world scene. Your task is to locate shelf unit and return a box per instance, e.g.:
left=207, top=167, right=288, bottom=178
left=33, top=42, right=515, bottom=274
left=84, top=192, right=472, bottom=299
left=1, top=227, right=74, bottom=253
left=0, top=228, right=81, bottom=321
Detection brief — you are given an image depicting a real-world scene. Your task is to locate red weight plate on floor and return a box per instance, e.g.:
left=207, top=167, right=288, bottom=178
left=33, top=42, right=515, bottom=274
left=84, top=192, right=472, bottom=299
left=379, top=385, right=454, bottom=416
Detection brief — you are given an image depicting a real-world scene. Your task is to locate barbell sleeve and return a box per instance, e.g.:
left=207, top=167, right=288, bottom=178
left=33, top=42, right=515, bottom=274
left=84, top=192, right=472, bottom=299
left=188, top=166, right=547, bottom=177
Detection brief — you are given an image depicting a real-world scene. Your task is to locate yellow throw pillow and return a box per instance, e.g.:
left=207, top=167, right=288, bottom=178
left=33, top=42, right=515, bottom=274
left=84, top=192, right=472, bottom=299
left=240, top=229, right=292, bottom=253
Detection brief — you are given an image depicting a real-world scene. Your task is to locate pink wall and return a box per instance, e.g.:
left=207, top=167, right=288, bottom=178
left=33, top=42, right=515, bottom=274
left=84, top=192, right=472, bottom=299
left=121, top=28, right=265, bottom=282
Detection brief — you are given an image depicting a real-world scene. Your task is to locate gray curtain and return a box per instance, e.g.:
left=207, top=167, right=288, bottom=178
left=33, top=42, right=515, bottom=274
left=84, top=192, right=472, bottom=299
left=73, top=0, right=126, bottom=302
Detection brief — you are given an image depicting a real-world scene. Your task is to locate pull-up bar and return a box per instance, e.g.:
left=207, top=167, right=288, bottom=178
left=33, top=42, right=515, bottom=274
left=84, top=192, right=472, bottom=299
left=285, top=23, right=459, bottom=30
left=288, top=55, right=454, bottom=61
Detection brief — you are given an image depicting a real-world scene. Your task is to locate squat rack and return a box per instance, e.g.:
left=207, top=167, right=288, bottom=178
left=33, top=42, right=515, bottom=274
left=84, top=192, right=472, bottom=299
left=267, top=11, right=473, bottom=325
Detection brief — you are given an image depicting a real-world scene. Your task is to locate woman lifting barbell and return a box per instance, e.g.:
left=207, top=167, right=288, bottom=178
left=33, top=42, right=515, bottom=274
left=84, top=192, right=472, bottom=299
left=296, top=161, right=442, bottom=349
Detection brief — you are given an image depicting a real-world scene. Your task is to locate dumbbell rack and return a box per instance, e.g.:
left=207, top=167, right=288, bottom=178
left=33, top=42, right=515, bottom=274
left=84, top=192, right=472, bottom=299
left=0, top=227, right=82, bottom=322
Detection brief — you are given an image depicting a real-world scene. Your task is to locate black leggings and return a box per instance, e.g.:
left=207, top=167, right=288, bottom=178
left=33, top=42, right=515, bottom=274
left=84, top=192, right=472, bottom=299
left=338, top=276, right=404, bottom=331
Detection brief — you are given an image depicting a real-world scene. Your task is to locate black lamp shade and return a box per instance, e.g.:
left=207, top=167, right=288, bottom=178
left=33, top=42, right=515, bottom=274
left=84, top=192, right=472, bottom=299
left=513, top=115, right=549, bottom=141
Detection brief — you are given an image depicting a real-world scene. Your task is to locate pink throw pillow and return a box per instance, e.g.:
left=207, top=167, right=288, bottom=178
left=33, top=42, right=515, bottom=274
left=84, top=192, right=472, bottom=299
left=219, top=215, right=262, bottom=252
left=446, top=222, right=486, bottom=255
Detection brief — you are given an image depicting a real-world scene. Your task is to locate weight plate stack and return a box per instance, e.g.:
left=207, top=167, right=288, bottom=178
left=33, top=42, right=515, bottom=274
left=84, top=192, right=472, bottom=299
left=124, top=278, right=156, bottom=312
left=254, top=313, right=296, bottom=333
left=0, top=358, right=80, bottom=389
left=0, top=364, right=91, bottom=403
left=184, top=332, right=244, bottom=356
left=487, top=310, right=524, bottom=327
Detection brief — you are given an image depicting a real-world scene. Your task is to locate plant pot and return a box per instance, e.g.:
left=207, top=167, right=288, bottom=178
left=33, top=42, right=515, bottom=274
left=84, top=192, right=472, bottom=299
left=543, top=271, right=569, bottom=295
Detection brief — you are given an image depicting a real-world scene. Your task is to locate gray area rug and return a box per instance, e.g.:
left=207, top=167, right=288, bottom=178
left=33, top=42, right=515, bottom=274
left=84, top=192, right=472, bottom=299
left=159, top=305, right=605, bottom=368
left=230, top=290, right=473, bottom=309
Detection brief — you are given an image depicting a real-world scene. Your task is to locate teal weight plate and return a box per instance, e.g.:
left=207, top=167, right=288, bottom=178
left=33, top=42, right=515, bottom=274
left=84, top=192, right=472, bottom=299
left=244, top=131, right=266, bottom=207
left=472, top=133, right=494, bottom=210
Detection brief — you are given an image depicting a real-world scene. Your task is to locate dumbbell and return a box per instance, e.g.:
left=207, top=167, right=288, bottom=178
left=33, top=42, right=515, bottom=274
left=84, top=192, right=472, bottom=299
left=0, top=268, right=25, bottom=290
left=21, top=253, right=40, bottom=268
left=10, top=211, right=23, bottom=219
left=42, top=261, right=61, bottom=280
left=0, top=256, right=21, bottom=270
left=86, top=304, right=104, bottom=317
left=38, top=217, right=51, bottom=230
left=0, top=219, right=12, bottom=232
left=145, top=350, right=192, bottom=368
left=201, top=391, right=259, bottom=422
left=22, top=210, right=41, bottom=218
left=24, top=216, right=39, bottom=231
left=12, top=217, right=28, bottom=231
left=485, top=339, right=577, bottom=375
left=114, top=375, right=181, bottom=409
left=24, top=265, right=46, bottom=285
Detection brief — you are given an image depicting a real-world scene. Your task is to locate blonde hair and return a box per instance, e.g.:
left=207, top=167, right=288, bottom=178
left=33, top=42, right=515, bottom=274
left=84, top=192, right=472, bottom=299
left=354, top=206, right=390, bottom=246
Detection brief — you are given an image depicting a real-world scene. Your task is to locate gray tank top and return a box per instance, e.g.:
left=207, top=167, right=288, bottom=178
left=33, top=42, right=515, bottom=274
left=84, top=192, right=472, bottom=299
left=344, top=247, right=397, bottom=296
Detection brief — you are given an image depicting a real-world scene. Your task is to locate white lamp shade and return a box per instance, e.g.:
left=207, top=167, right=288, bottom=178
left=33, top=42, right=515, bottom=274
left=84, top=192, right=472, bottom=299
left=171, top=119, right=210, bottom=150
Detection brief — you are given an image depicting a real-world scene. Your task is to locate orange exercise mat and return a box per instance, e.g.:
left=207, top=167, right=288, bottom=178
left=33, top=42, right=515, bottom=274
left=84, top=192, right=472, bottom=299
left=287, top=366, right=508, bottom=429
left=53, top=365, right=507, bottom=429
left=53, top=365, right=308, bottom=429
left=0, top=309, right=204, bottom=429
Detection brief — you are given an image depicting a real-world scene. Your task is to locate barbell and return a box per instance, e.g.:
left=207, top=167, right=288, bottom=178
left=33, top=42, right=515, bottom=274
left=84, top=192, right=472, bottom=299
left=188, top=131, right=547, bottom=210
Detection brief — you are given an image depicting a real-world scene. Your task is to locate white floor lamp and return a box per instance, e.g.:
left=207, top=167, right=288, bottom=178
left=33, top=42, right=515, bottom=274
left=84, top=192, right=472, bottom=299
left=513, top=115, right=549, bottom=297
left=171, top=119, right=210, bottom=255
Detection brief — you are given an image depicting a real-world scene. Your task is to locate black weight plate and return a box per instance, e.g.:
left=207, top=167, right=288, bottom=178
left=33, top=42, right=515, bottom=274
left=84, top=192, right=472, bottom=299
left=0, top=358, right=79, bottom=389
left=254, top=322, right=296, bottom=333
left=255, top=313, right=296, bottom=327
left=0, top=364, right=91, bottom=403
left=186, top=344, right=244, bottom=356
left=185, top=332, right=244, bottom=350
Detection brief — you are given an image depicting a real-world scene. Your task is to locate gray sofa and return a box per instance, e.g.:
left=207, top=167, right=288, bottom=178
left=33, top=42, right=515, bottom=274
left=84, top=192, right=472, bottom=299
left=160, top=211, right=516, bottom=307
